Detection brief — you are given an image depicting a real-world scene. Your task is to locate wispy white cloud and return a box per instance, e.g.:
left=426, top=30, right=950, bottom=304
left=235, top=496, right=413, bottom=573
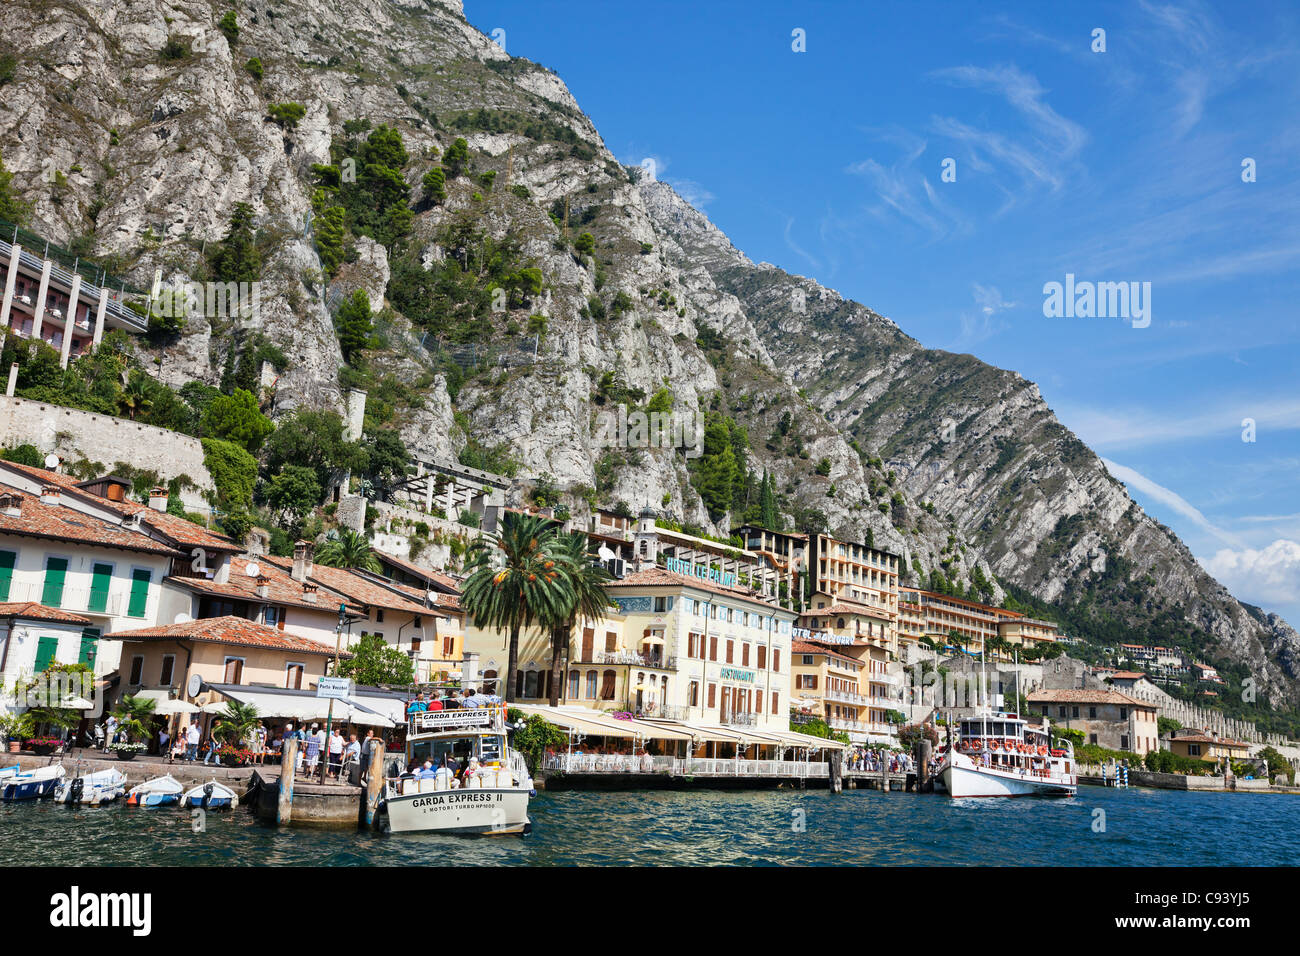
left=1101, top=457, right=1244, bottom=547
left=781, top=216, right=821, bottom=272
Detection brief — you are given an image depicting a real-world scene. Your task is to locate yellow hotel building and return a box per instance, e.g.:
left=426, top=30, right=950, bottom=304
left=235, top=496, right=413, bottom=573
left=464, top=567, right=796, bottom=732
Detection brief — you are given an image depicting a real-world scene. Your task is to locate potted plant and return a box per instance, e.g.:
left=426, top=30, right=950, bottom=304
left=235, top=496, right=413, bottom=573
left=108, top=740, right=146, bottom=760
left=24, top=736, right=64, bottom=756
left=109, top=693, right=158, bottom=759
left=0, top=713, right=33, bottom=753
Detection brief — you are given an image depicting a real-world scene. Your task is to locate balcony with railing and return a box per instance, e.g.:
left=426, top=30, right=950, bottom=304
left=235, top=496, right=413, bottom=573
left=825, top=685, right=869, bottom=705
left=720, top=711, right=757, bottom=728
left=591, top=650, right=678, bottom=670
left=9, top=581, right=124, bottom=617
left=543, top=752, right=829, bottom=778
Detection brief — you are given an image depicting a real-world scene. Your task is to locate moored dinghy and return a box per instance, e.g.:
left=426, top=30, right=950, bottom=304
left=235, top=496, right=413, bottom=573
left=55, top=768, right=128, bottom=805
left=2, top=765, right=66, bottom=801
left=182, top=780, right=236, bottom=809
left=126, top=774, right=184, bottom=806
left=0, top=765, right=20, bottom=783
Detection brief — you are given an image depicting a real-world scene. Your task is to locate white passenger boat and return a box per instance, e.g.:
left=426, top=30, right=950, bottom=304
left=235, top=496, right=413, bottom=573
left=182, top=780, right=237, bottom=809
left=381, top=705, right=533, bottom=836
left=937, top=712, right=1077, bottom=798
left=55, top=768, right=128, bottom=805
left=126, top=774, right=184, bottom=806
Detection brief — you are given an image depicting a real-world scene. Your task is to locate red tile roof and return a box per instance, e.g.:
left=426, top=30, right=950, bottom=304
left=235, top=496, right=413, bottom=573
left=0, top=485, right=183, bottom=557
left=263, top=557, right=434, bottom=615
left=0, top=602, right=91, bottom=624
left=1171, top=732, right=1248, bottom=748
left=374, top=550, right=462, bottom=593
left=105, top=615, right=343, bottom=656
left=0, top=461, right=238, bottom=552
left=166, top=556, right=363, bottom=614
left=387, top=581, right=458, bottom=618
left=608, top=567, right=784, bottom=609
left=1108, top=671, right=1148, bottom=680
left=1028, top=688, right=1154, bottom=708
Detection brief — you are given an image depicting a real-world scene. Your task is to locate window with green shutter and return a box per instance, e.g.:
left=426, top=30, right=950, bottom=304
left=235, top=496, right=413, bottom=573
left=0, top=550, right=14, bottom=601
left=127, top=568, right=151, bottom=618
left=42, top=557, right=69, bottom=607
left=34, top=636, right=59, bottom=673
left=0, top=548, right=14, bottom=600
left=88, top=563, right=113, bottom=613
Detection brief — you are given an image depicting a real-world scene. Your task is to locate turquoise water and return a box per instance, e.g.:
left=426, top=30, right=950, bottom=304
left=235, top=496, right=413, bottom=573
left=1, top=786, right=1295, bottom=866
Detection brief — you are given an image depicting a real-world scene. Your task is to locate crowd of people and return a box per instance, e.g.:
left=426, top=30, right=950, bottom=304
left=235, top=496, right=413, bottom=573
left=848, top=747, right=915, bottom=775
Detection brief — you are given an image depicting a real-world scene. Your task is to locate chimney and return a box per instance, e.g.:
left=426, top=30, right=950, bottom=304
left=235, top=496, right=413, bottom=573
left=148, top=487, right=169, bottom=512
left=40, top=485, right=60, bottom=505
left=255, top=575, right=271, bottom=599
left=292, top=540, right=314, bottom=582
left=302, top=583, right=318, bottom=604
left=0, top=492, right=21, bottom=517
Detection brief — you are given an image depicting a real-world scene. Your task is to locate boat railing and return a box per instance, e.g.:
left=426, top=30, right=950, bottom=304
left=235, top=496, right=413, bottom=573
left=541, top=753, right=830, bottom=778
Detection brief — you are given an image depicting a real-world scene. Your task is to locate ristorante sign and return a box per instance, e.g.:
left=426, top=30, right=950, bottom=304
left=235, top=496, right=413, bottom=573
left=665, top=556, right=738, bottom=589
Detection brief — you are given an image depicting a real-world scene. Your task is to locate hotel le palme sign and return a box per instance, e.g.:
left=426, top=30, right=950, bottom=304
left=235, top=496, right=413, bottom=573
left=664, top=557, right=739, bottom=589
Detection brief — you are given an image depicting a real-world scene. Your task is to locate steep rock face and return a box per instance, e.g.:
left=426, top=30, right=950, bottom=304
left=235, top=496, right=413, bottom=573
left=643, top=182, right=1300, bottom=704
left=2, top=0, right=1292, bottom=701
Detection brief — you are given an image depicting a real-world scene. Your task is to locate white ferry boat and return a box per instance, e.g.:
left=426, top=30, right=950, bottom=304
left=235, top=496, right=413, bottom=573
left=937, top=712, right=1077, bottom=798
left=380, top=705, right=533, bottom=836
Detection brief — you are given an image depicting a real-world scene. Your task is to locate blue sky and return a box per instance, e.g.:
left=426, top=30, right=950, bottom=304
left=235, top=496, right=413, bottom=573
left=466, top=1, right=1300, bottom=628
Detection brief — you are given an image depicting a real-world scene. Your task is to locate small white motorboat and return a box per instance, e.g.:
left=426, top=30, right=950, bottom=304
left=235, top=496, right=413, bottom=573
left=0, top=764, right=21, bottom=782
left=55, top=768, right=128, bottom=805
left=2, top=765, right=66, bottom=801
left=126, top=774, right=184, bottom=807
left=182, top=780, right=236, bottom=809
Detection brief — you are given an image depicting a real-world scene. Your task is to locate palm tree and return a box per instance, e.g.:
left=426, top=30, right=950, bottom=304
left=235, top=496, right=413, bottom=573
left=118, top=370, right=156, bottom=421
left=112, top=693, right=158, bottom=743
left=546, top=532, right=613, bottom=706
left=461, top=512, right=567, bottom=702
left=213, top=700, right=260, bottom=745
left=315, top=528, right=379, bottom=571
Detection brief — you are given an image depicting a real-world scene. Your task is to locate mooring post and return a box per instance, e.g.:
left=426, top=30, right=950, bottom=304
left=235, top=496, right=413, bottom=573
left=918, top=740, right=932, bottom=793
left=829, top=749, right=843, bottom=793
left=277, top=738, right=297, bottom=826
left=364, top=742, right=386, bottom=826
left=880, top=760, right=890, bottom=793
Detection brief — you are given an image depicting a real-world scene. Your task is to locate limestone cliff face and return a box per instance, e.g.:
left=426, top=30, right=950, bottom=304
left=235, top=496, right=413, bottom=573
left=1, top=0, right=1294, bottom=700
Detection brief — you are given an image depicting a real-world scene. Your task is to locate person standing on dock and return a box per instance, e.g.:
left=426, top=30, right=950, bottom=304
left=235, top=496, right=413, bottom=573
left=185, top=721, right=200, bottom=761
left=327, top=727, right=344, bottom=780
left=359, top=730, right=375, bottom=783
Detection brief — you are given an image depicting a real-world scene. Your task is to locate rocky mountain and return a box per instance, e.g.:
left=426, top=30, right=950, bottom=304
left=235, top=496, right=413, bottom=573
left=0, top=0, right=1294, bottom=708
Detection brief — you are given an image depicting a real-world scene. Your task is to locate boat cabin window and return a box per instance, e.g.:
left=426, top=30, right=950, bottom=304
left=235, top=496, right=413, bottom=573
left=407, top=734, right=504, bottom=769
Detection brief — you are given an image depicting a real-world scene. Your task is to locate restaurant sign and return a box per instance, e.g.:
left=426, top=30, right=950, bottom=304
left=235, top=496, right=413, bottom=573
left=665, top=556, right=738, bottom=589
left=719, top=667, right=756, bottom=683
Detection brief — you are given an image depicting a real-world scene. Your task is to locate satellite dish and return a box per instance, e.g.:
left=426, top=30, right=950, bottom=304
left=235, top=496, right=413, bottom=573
left=186, top=673, right=203, bottom=698
left=174, top=612, right=192, bottom=624
left=245, top=562, right=261, bottom=578
left=43, top=454, right=60, bottom=470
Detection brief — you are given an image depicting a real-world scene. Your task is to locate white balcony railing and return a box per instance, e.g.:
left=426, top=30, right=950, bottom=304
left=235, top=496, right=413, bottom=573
left=10, top=581, right=124, bottom=617
left=543, top=753, right=830, bottom=778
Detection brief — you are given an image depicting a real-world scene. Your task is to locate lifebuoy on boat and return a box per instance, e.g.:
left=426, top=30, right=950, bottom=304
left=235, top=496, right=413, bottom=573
left=1038, top=745, right=1048, bottom=756
left=971, top=739, right=982, bottom=749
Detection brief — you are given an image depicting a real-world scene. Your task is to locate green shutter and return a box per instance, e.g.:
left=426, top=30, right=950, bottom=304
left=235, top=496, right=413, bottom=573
left=79, top=628, right=100, bottom=668
left=0, top=550, right=14, bottom=601
left=34, top=636, right=59, bottom=673
left=127, top=568, right=151, bottom=618
left=88, top=563, right=113, bottom=613
left=41, top=558, right=68, bottom=607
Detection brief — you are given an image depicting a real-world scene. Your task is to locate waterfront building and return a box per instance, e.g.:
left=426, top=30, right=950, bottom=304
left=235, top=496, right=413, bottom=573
left=1167, top=729, right=1250, bottom=764
left=0, top=223, right=149, bottom=368
left=1027, top=688, right=1160, bottom=755
left=261, top=542, right=455, bottom=681
left=464, top=566, right=796, bottom=732
left=789, top=638, right=896, bottom=743
left=804, top=533, right=899, bottom=620
left=897, top=587, right=1037, bottom=661
left=0, top=482, right=181, bottom=683
left=630, top=511, right=787, bottom=605
left=0, top=602, right=95, bottom=709
left=371, top=549, right=466, bottom=682
left=996, top=615, right=1060, bottom=652
left=101, top=615, right=338, bottom=712
left=732, top=524, right=807, bottom=611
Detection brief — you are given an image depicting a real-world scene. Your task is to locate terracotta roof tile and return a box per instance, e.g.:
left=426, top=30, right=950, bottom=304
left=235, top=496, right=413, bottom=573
left=105, top=615, right=343, bottom=656
left=263, top=557, right=434, bottom=615
left=166, top=556, right=362, bottom=614
left=0, top=602, right=91, bottom=624
left=374, top=550, right=462, bottom=592
left=1028, top=688, right=1153, bottom=707
left=607, top=567, right=785, bottom=609
left=0, top=462, right=238, bottom=553
left=0, top=485, right=183, bottom=557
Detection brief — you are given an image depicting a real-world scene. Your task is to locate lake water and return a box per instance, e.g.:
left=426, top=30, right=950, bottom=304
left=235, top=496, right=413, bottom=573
left=1, top=786, right=1294, bottom=866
